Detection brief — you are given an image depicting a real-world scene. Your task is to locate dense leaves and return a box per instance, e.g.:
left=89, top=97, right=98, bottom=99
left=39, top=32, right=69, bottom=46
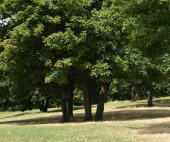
left=0, top=0, right=170, bottom=120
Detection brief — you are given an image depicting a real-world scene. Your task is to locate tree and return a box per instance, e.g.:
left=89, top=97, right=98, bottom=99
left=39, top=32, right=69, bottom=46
left=123, top=0, right=170, bottom=106
left=45, top=0, right=135, bottom=121
left=44, top=0, right=108, bottom=121
left=1, top=0, right=63, bottom=111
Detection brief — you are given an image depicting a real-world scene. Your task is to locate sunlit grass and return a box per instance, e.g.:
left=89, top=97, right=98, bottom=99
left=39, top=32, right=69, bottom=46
left=1, top=96, right=170, bottom=141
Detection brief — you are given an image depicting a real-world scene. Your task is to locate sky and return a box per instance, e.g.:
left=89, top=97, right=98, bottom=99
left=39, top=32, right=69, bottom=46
left=0, top=18, right=10, bottom=25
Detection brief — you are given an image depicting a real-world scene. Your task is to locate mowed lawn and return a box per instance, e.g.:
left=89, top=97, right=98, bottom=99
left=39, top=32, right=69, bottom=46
left=1, top=97, right=170, bottom=141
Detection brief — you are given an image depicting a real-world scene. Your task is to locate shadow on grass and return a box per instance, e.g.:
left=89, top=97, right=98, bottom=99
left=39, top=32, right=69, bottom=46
left=129, top=122, right=170, bottom=134
left=103, top=109, right=170, bottom=121
left=48, top=106, right=85, bottom=113
left=116, top=101, right=170, bottom=109
left=1, top=108, right=170, bottom=125
left=0, top=114, right=63, bottom=125
left=0, top=112, right=29, bottom=120
left=153, top=98, right=170, bottom=102
left=0, top=106, right=86, bottom=121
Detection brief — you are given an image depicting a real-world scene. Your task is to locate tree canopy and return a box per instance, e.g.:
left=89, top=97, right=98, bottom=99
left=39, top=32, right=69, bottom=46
left=0, top=0, right=170, bottom=121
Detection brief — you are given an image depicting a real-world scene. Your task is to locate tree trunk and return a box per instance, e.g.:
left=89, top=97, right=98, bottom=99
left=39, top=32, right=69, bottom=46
left=131, top=86, right=135, bottom=102
left=67, top=73, right=74, bottom=122
left=41, top=99, right=45, bottom=111
left=147, top=89, right=152, bottom=107
left=44, top=97, right=49, bottom=112
left=81, top=69, right=92, bottom=121
left=135, top=92, right=138, bottom=101
left=38, top=100, right=43, bottom=111
left=22, top=96, right=32, bottom=112
left=61, top=85, right=68, bottom=122
left=38, top=98, right=49, bottom=112
left=95, top=81, right=110, bottom=121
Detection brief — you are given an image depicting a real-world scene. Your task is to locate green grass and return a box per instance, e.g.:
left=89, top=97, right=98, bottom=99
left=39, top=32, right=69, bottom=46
left=1, top=96, right=170, bottom=141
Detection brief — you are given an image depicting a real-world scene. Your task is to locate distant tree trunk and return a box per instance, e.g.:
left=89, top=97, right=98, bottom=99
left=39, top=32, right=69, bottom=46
left=131, top=86, right=135, bottom=102
left=38, top=100, right=43, bottom=111
left=44, top=97, right=49, bottom=112
left=95, top=81, right=110, bottom=121
left=136, top=88, right=139, bottom=98
left=81, top=69, right=92, bottom=121
left=131, top=86, right=139, bottom=102
left=38, top=98, right=49, bottom=112
left=61, top=85, right=68, bottom=122
left=67, top=73, right=74, bottom=122
left=1, top=100, right=9, bottom=112
left=135, top=92, right=138, bottom=100
left=132, top=86, right=138, bottom=102
left=22, top=96, right=32, bottom=112
left=147, top=89, right=152, bottom=107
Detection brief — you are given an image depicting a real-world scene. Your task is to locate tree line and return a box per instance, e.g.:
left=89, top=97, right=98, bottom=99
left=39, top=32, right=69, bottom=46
left=0, top=0, right=170, bottom=122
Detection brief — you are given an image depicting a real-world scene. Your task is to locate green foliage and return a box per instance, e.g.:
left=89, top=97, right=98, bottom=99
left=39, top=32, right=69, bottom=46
left=1, top=0, right=170, bottom=112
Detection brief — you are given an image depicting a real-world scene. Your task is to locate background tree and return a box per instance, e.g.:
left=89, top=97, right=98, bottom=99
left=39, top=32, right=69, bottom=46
left=1, top=0, right=63, bottom=111
left=123, top=0, right=170, bottom=106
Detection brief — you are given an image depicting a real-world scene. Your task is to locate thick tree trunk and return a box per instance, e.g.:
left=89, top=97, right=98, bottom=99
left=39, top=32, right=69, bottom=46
left=95, top=81, right=110, bottom=121
left=147, top=89, right=152, bottom=107
left=61, top=85, right=68, bottom=122
left=67, top=73, right=74, bottom=122
left=81, top=69, right=92, bottom=121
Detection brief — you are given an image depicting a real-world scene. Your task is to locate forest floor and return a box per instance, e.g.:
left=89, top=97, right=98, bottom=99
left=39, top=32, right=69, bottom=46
left=1, top=97, right=170, bottom=141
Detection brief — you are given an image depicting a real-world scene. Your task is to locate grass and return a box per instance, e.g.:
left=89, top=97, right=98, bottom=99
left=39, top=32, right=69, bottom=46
left=1, top=97, right=170, bottom=141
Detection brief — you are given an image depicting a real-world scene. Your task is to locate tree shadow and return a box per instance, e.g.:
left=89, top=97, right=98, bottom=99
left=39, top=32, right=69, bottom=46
left=48, top=106, right=85, bottom=113
left=1, top=109, right=170, bottom=125
left=116, top=102, right=147, bottom=109
left=103, top=109, right=170, bottom=121
left=128, top=122, right=170, bottom=134
left=0, top=112, right=29, bottom=120
left=116, top=101, right=170, bottom=109
left=0, top=114, right=62, bottom=125
left=0, top=106, right=86, bottom=120
left=153, top=99, right=170, bottom=103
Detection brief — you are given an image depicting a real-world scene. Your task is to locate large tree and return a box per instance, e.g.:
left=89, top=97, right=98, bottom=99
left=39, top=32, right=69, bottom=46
left=45, top=0, right=132, bottom=121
